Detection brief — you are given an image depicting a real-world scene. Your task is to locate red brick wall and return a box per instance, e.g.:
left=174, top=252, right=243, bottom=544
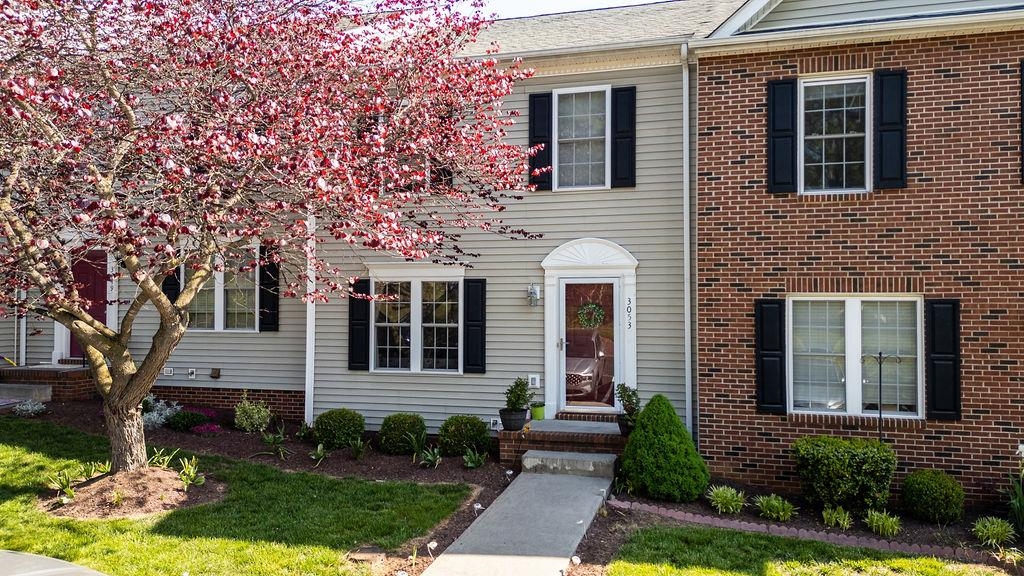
left=696, top=32, right=1024, bottom=501
left=152, top=385, right=305, bottom=421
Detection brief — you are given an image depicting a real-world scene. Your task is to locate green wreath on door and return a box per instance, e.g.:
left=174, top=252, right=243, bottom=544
left=577, top=302, right=606, bottom=329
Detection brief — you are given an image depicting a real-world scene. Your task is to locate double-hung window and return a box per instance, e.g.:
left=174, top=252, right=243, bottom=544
left=185, top=261, right=259, bottom=332
left=553, top=85, right=611, bottom=190
left=369, top=265, right=463, bottom=373
left=800, top=75, right=870, bottom=194
left=788, top=296, right=922, bottom=417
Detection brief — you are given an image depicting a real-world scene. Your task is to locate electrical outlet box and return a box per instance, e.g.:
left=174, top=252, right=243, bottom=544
left=163, top=367, right=174, bottom=376
left=187, top=368, right=197, bottom=380
left=489, top=417, right=502, bottom=431
left=528, top=374, right=541, bottom=388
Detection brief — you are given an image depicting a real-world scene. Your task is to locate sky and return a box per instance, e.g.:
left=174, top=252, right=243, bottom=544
left=476, top=0, right=661, bottom=19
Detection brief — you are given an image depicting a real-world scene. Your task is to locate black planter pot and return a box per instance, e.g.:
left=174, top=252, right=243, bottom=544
left=617, top=414, right=635, bottom=437
left=499, top=408, right=529, bottom=431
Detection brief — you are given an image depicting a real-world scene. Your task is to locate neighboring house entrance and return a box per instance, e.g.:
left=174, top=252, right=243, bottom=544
left=542, top=238, right=637, bottom=415
left=68, top=250, right=108, bottom=358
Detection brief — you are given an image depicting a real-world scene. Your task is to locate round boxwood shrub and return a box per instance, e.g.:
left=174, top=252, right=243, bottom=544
left=902, top=468, right=964, bottom=524
left=314, top=408, right=365, bottom=449
left=620, top=394, right=709, bottom=502
left=166, top=409, right=209, bottom=433
left=378, top=413, right=427, bottom=455
left=438, top=415, right=490, bottom=456
left=792, top=436, right=896, bottom=514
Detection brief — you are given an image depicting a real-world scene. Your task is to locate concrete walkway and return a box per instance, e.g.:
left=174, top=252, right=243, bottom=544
left=422, top=472, right=611, bottom=576
left=0, top=551, right=109, bottom=575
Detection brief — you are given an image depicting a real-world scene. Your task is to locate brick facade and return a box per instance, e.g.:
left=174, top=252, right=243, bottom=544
left=696, top=31, right=1024, bottom=501
left=152, top=385, right=305, bottom=421
left=0, top=367, right=98, bottom=401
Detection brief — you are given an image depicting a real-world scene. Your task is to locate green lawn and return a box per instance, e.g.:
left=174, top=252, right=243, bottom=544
left=0, top=417, right=470, bottom=576
left=608, top=526, right=1007, bottom=576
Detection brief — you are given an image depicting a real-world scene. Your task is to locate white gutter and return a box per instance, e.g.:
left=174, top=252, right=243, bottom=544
left=303, top=215, right=317, bottom=424
left=689, top=9, right=1024, bottom=56
left=681, top=42, right=694, bottom=434
left=468, top=35, right=694, bottom=62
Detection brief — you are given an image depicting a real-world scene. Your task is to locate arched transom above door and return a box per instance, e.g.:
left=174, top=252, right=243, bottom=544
left=541, top=238, right=638, bottom=272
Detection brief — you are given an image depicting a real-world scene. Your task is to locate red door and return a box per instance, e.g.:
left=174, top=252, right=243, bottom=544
left=70, top=250, right=108, bottom=358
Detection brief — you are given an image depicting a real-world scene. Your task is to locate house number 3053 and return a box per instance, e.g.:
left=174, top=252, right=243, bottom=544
left=626, top=297, right=633, bottom=330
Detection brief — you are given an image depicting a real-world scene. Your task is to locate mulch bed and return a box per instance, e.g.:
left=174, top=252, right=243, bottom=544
left=38, top=400, right=515, bottom=576
left=43, top=466, right=227, bottom=520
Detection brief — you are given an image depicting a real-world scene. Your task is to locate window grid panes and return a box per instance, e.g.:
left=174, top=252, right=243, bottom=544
left=374, top=281, right=412, bottom=370
left=791, top=300, right=847, bottom=412
left=422, top=281, right=459, bottom=371
left=861, top=301, right=918, bottom=414
left=556, top=90, right=607, bottom=188
left=185, top=268, right=215, bottom=330
left=803, top=79, right=867, bottom=192
left=224, top=268, right=257, bottom=330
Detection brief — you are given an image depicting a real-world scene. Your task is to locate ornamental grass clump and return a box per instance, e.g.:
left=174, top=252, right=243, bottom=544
left=822, top=506, right=853, bottom=530
left=792, top=435, right=896, bottom=514
left=705, top=485, right=745, bottom=515
left=865, top=509, right=902, bottom=538
left=974, top=517, right=1016, bottom=549
left=901, top=468, right=964, bottom=524
left=620, top=394, right=709, bottom=502
left=754, top=494, right=797, bottom=522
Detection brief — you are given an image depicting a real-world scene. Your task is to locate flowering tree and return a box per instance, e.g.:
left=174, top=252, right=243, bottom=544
left=0, top=0, right=533, bottom=471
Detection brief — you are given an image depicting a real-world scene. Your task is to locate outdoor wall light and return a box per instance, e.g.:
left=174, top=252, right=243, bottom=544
left=527, top=283, right=541, bottom=307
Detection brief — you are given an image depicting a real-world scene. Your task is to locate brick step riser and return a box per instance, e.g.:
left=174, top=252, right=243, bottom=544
left=554, top=412, right=619, bottom=423
left=498, top=430, right=627, bottom=466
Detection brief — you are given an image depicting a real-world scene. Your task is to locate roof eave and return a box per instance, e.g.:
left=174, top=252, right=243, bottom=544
left=469, top=35, right=694, bottom=61
left=689, top=9, right=1024, bottom=56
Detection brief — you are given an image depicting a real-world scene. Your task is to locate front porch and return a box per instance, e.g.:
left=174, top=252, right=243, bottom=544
left=497, top=413, right=627, bottom=466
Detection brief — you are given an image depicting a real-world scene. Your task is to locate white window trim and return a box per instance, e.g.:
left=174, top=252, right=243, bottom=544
left=183, top=258, right=260, bottom=333
left=551, top=84, right=613, bottom=192
left=797, top=73, right=873, bottom=195
left=786, top=294, right=924, bottom=419
left=367, top=263, right=465, bottom=375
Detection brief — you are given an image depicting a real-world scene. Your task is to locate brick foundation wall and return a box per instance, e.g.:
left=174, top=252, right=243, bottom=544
left=498, top=428, right=627, bottom=466
left=152, top=385, right=305, bottom=421
left=696, top=31, right=1024, bottom=502
left=0, top=367, right=99, bottom=401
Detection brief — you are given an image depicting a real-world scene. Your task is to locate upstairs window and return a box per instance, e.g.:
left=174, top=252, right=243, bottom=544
left=553, top=85, right=611, bottom=190
left=799, top=76, right=870, bottom=194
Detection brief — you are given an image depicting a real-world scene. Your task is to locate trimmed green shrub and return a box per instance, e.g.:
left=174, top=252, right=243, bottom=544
left=901, top=468, right=964, bottom=524
left=865, top=509, right=902, bottom=538
left=314, top=408, right=365, bottom=449
left=438, top=415, right=490, bottom=456
left=754, top=494, right=797, bottom=522
left=378, top=413, right=427, bottom=455
left=166, top=410, right=209, bottom=432
left=974, top=517, right=1016, bottom=549
left=620, top=394, right=709, bottom=502
left=234, top=392, right=273, bottom=433
left=792, top=436, right=896, bottom=513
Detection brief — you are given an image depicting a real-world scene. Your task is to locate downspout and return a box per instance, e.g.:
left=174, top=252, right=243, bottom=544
left=303, top=215, right=317, bottom=424
left=681, top=42, right=695, bottom=434
left=18, top=290, right=26, bottom=366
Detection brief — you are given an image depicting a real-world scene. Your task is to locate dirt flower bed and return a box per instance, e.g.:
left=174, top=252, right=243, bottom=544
left=40, top=400, right=515, bottom=576
left=43, top=466, right=226, bottom=520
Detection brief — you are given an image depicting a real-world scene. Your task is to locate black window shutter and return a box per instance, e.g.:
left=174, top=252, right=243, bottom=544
left=755, top=299, right=786, bottom=413
left=348, top=278, right=371, bottom=371
left=925, top=299, right=961, bottom=420
left=463, top=278, right=486, bottom=373
left=257, top=246, right=280, bottom=332
left=874, top=69, right=908, bottom=189
left=528, top=93, right=552, bottom=191
left=611, top=86, right=637, bottom=188
left=767, top=79, right=798, bottom=193
left=160, top=270, right=181, bottom=303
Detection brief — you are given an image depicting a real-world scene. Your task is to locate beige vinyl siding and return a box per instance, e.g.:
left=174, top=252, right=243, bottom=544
left=24, top=317, right=53, bottom=364
left=751, top=0, right=1023, bottom=31
left=121, top=279, right=306, bottom=392
left=313, top=64, right=688, bottom=431
left=0, top=315, right=18, bottom=362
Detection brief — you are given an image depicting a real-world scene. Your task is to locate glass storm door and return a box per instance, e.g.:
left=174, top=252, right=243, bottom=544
left=561, top=280, right=617, bottom=409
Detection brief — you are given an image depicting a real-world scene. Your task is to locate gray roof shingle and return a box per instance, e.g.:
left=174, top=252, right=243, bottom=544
left=463, top=0, right=746, bottom=56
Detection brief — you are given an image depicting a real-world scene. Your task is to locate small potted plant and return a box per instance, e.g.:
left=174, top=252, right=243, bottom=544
left=499, top=377, right=534, bottom=431
left=615, top=383, right=640, bottom=436
left=530, top=401, right=545, bottom=421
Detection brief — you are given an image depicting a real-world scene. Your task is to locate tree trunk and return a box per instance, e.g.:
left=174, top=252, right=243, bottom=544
left=103, top=401, right=148, bottom=472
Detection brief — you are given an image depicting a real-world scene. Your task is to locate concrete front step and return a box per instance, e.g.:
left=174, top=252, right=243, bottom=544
left=422, top=473, right=611, bottom=576
left=521, top=450, right=617, bottom=479
left=0, top=383, right=52, bottom=402
left=498, top=418, right=627, bottom=466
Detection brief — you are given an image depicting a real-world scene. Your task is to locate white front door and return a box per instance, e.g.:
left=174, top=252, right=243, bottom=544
left=560, top=278, right=619, bottom=411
